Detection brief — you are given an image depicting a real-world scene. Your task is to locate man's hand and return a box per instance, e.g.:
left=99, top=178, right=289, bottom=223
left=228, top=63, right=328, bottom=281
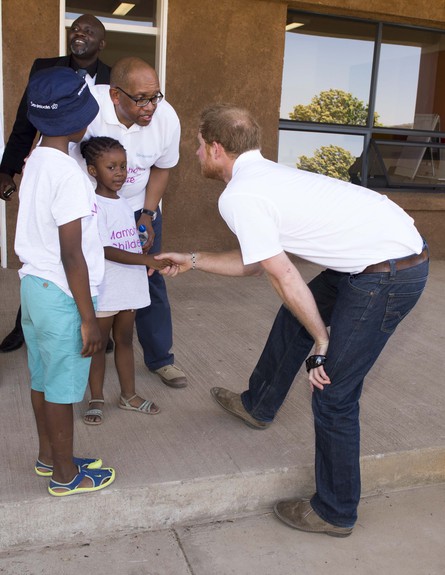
left=136, top=213, right=155, bottom=251
left=308, top=365, right=331, bottom=392
left=0, top=174, right=16, bottom=201
left=153, top=252, right=191, bottom=276
left=145, top=253, right=175, bottom=272
left=308, top=340, right=330, bottom=391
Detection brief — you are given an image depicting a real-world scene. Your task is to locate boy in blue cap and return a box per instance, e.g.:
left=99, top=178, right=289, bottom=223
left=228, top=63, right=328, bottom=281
left=14, top=67, right=115, bottom=496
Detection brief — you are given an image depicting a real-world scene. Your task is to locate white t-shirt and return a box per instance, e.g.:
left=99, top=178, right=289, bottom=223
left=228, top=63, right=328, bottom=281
left=219, top=150, right=423, bottom=274
left=96, top=195, right=150, bottom=311
left=71, top=85, right=181, bottom=211
left=15, top=146, right=104, bottom=296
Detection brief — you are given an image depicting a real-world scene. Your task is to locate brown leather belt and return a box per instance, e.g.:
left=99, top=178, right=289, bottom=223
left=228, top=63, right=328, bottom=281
left=361, top=246, right=429, bottom=274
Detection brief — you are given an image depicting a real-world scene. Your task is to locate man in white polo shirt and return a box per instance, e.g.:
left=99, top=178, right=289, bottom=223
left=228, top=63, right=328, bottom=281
left=155, top=104, right=429, bottom=537
left=72, top=56, right=188, bottom=391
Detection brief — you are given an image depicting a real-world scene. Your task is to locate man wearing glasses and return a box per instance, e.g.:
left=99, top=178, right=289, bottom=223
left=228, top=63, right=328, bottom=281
left=72, top=56, right=188, bottom=402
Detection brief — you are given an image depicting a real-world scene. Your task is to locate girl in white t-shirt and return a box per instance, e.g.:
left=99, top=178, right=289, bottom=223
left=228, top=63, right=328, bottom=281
left=80, top=137, right=171, bottom=425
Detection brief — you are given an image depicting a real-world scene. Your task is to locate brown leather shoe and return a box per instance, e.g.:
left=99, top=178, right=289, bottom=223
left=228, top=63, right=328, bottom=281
left=210, top=387, right=270, bottom=430
left=152, top=364, right=188, bottom=388
left=274, top=499, right=353, bottom=537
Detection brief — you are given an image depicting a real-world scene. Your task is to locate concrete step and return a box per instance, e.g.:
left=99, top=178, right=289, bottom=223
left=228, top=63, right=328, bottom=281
left=3, top=484, right=445, bottom=575
left=1, top=445, right=444, bottom=550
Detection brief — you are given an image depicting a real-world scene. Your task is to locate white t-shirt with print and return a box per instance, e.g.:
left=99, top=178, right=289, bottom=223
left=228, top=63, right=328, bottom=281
left=96, top=195, right=150, bottom=311
left=15, top=146, right=104, bottom=296
left=219, top=150, right=423, bottom=274
left=71, top=85, right=180, bottom=211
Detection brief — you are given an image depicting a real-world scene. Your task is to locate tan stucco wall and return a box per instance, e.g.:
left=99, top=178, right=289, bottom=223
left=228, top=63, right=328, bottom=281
left=164, top=0, right=287, bottom=252
left=2, top=0, right=59, bottom=268
left=385, top=192, right=445, bottom=258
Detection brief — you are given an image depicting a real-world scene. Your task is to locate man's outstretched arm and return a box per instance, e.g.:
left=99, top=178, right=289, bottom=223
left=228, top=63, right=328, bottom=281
left=155, top=249, right=262, bottom=277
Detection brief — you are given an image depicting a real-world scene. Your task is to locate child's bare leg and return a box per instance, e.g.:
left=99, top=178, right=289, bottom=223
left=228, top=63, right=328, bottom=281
left=31, top=389, right=52, bottom=464
left=114, top=310, right=159, bottom=413
left=44, top=401, right=78, bottom=483
left=45, top=401, right=104, bottom=488
left=114, top=310, right=136, bottom=399
left=32, top=391, right=96, bottom=479
left=84, top=316, right=113, bottom=424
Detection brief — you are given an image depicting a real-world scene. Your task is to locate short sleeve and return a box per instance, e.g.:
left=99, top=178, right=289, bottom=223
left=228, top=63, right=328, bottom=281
left=96, top=203, right=113, bottom=247
left=153, top=103, right=180, bottom=169
left=50, top=170, right=92, bottom=227
left=219, top=192, right=283, bottom=265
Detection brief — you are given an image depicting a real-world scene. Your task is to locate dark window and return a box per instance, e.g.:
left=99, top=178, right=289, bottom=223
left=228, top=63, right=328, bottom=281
left=66, top=1, right=158, bottom=67
left=280, top=11, right=445, bottom=191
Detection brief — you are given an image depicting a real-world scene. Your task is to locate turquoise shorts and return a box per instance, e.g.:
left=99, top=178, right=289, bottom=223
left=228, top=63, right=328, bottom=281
left=20, top=275, right=96, bottom=404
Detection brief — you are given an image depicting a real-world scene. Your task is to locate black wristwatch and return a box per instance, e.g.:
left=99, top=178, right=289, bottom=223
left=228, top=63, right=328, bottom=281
left=305, top=354, right=327, bottom=372
left=141, top=208, right=157, bottom=221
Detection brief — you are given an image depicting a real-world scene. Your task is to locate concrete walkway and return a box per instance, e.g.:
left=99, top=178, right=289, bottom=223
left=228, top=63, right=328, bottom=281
left=0, top=261, right=444, bottom=553
left=1, top=484, right=444, bottom=574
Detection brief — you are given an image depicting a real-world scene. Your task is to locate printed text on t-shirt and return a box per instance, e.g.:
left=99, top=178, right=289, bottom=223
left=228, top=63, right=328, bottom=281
left=126, top=166, right=144, bottom=185
left=110, top=226, right=140, bottom=251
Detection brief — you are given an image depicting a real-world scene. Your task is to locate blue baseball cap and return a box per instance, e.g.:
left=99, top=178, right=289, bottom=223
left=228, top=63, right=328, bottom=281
left=27, top=67, right=99, bottom=136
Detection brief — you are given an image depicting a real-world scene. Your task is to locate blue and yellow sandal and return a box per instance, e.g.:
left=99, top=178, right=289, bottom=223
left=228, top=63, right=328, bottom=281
left=35, top=456, right=103, bottom=477
left=48, top=467, right=115, bottom=497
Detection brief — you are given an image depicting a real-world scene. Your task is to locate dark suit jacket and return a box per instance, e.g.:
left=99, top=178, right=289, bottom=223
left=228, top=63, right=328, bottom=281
left=0, top=55, right=111, bottom=176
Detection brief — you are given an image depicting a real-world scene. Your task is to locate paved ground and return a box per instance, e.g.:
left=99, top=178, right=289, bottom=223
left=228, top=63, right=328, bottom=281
left=1, top=260, right=444, bottom=560
left=1, top=484, right=444, bottom=575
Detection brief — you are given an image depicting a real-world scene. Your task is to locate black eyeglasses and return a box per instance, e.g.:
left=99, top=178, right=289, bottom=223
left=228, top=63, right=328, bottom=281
left=115, top=86, right=164, bottom=107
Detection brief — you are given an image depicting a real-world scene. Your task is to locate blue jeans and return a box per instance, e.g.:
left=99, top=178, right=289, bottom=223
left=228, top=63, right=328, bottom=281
left=134, top=208, right=174, bottom=370
left=241, top=256, right=429, bottom=528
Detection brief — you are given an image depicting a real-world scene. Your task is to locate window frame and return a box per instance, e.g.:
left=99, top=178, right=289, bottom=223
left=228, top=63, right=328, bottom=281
left=280, top=10, right=445, bottom=192
left=61, top=0, right=168, bottom=92
left=0, top=0, right=6, bottom=267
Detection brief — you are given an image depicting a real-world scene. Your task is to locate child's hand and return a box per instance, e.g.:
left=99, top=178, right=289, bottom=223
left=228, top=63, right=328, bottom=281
left=155, top=257, right=175, bottom=269
left=80, top=319, right=102, bottom=357
left=145, top=254, right=174, bottom=271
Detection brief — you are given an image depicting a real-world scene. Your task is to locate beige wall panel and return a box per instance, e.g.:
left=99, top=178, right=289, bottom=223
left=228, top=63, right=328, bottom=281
left=386, top=192, right=445, bottom=258
left=164, top=0, right=287, bottom=251
left=3, top=0, right=59, bottom=268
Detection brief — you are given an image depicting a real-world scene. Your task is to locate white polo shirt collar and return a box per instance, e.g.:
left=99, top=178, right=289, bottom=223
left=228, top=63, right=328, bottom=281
left=101, top=93, right=142, bottom=133
left=232, top=149, right=262, bottom=177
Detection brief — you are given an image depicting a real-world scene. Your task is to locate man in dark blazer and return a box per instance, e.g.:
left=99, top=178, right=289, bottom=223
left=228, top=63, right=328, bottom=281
left=0, top=14, right=111, bottom=352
